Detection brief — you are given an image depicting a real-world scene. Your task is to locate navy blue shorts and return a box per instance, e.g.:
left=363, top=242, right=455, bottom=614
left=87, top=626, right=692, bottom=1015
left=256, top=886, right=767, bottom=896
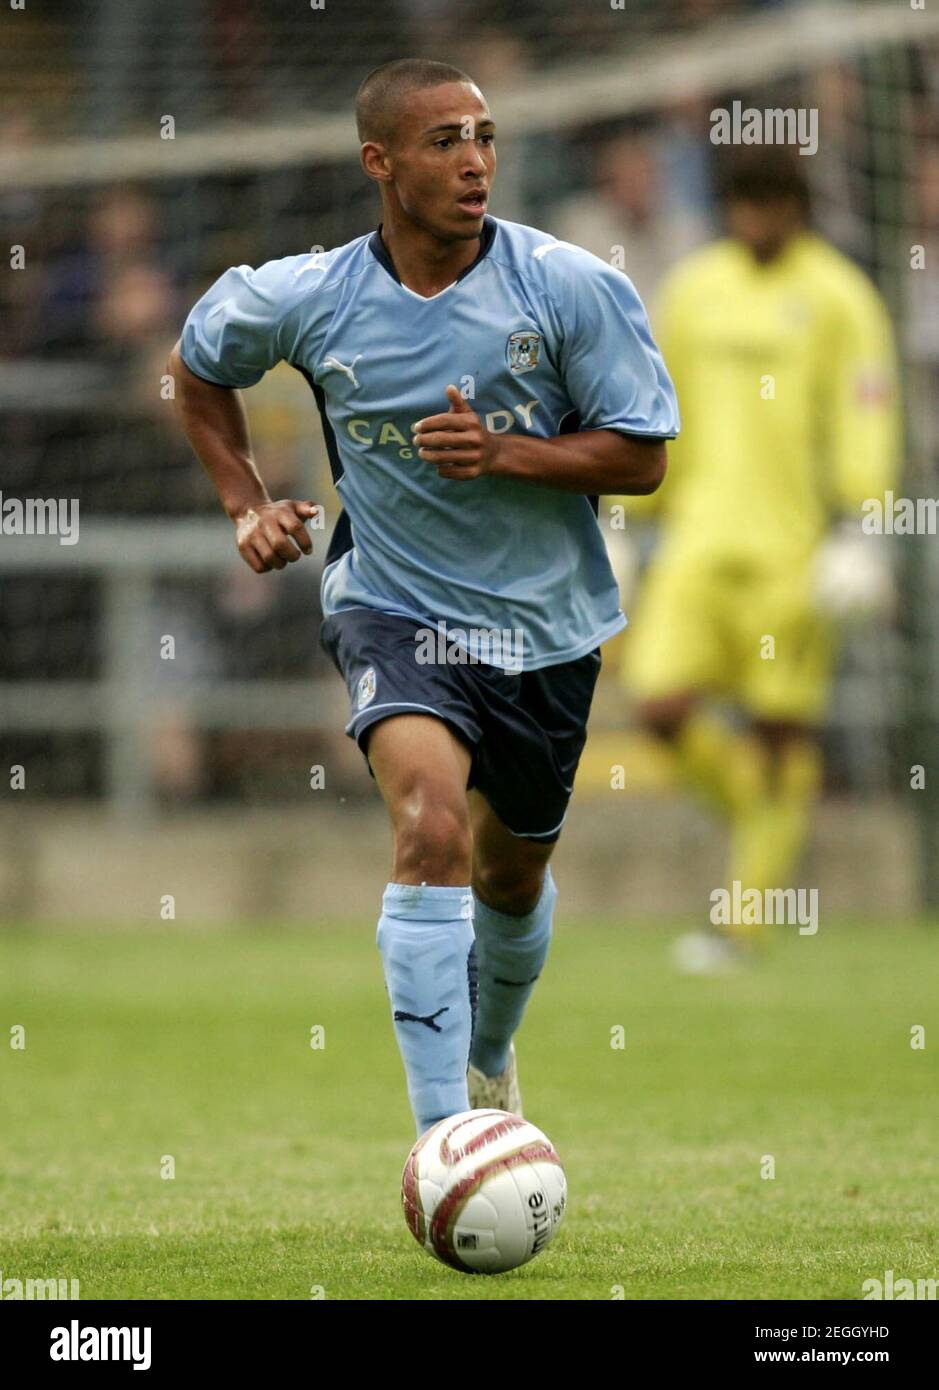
left=320, top=607, right=602, bottom=842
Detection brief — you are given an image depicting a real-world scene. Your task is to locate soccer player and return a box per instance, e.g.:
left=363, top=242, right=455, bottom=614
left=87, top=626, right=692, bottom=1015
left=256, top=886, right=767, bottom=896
left=617, top=151, right=900, bottom=970
left=168, top=59, right=678, bottom=1136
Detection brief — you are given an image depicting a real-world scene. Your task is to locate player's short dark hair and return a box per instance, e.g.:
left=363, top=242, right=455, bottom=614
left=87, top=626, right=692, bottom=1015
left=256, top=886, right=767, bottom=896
left=718, top=149, right=811, bottom=213
left=355, top=59, right=476, bottom=145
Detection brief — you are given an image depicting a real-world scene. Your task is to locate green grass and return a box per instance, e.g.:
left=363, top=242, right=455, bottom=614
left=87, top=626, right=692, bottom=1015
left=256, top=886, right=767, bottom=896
left=1, top=919, right=937, bottom=1299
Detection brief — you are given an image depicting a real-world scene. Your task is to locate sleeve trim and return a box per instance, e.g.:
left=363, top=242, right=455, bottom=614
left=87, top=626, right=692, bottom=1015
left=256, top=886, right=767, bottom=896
left=588, top=424, right=678, bottom=441
left=177, top=350, right=241, bottom=389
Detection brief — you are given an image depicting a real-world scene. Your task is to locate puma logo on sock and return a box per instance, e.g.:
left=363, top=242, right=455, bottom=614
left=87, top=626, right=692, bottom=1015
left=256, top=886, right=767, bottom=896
left=394, top=1006, right=449, bottom=1032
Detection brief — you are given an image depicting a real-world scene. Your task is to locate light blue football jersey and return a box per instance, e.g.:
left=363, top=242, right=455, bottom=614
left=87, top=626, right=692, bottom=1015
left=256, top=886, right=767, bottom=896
left=180, top=216, right=679, bottom=669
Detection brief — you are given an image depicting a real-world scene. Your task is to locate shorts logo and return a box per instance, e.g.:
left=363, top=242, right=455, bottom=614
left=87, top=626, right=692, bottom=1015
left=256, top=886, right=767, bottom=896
left=506, top=330, right=541, bottom=375
left=356, top=666, right=376, bottom=710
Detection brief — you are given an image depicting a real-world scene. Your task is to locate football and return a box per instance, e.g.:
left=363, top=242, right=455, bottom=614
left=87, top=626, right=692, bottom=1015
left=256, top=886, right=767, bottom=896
left=401, top=1109, right=567, bottom=1274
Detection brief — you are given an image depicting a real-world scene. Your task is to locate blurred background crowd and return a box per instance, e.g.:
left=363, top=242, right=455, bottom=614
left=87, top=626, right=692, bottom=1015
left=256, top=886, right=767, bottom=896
left=1, top=0, right=938, bottom=917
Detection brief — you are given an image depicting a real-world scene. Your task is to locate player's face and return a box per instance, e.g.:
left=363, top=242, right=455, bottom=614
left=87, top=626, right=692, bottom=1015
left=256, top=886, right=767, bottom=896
left=385, top=82, right=496, bottom=241
left=726, top=196, right=804, bottom=263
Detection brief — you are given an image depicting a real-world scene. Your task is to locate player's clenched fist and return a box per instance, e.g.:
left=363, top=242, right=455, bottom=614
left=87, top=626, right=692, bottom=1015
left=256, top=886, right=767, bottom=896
left=233, top=499, right=318, bottom=573
left=412, top=384, right=501, bottom=480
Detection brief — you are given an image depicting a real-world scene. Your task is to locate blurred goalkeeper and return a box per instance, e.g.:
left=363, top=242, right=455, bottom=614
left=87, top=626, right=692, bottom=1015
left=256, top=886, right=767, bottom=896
left=615, top=150, right=901, bottom=971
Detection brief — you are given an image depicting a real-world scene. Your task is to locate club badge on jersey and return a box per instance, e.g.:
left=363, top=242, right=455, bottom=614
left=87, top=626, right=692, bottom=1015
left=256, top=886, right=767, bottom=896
left=506, top=330, right=541, bottom=375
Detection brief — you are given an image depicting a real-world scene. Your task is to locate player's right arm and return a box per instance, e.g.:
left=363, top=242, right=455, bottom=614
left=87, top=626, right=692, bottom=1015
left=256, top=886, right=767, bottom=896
left=167, top=343, right=316, bottom=573
left=169, top=260, right=320, bottom=573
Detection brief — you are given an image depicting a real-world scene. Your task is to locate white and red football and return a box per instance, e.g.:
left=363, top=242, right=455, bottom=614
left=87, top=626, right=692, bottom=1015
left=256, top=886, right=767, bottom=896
left=401, top=1108, right=567, bottom=1274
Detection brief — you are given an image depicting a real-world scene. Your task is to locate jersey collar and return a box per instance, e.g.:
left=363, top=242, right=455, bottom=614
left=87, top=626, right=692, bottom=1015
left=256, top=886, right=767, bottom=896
left=368, top=215, right=496, bottom=290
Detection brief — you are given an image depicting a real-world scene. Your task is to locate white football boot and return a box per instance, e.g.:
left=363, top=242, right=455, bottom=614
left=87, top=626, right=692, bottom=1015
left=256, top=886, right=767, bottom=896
left=467, top=1042, right=523, bottom=1116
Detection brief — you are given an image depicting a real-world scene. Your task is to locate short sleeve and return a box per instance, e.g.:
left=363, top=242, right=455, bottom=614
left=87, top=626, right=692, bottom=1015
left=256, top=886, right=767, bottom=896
left=179, top=259, right=307, bottom=388
left=555, top=254, right=680, bottom=439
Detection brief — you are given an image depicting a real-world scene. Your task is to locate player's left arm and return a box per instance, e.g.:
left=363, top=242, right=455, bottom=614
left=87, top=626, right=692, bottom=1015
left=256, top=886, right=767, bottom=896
left=811, top=277, right=902, bottom=620
left=820, top=278, right=902, bottom=512
left=413, top=387, right=667, bottom=494
left=413, top=252, right=678, bottom=495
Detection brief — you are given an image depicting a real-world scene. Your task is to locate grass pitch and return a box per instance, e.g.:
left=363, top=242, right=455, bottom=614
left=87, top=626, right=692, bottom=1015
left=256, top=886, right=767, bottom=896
left=1, top=918, right=937, bottom=1300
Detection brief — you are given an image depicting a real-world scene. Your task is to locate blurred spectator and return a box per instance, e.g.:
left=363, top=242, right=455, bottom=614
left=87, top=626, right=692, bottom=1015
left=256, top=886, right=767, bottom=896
left=78, top=0, right=412, bottom=137
left=2, top=0, right=931, bottom=810
left=552, top=127, right=710, bottom=300
left=36, top=185, right=176, bottom=362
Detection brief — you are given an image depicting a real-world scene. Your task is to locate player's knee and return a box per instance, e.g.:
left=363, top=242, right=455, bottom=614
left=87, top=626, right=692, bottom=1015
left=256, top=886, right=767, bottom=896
left=392, top=788, right=472, bottom=883
left=474, top=860, right=546, bottom=917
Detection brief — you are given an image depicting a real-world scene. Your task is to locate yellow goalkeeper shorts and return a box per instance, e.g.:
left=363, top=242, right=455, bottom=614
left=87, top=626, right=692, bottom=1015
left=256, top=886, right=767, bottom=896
left=623, top=546, right=835, bottom=724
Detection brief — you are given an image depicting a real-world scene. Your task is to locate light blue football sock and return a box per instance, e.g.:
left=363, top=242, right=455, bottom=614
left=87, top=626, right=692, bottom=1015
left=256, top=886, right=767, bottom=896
left=469, top=867, right=557, bottom=1079
left=377, top=882, right=477, bottom=1137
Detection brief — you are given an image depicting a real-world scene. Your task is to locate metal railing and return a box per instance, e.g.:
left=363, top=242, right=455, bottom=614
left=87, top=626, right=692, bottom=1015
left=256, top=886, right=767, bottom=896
left=0, top=521, right=342, bottom=816
left=0, top=518, right=913, bottom=818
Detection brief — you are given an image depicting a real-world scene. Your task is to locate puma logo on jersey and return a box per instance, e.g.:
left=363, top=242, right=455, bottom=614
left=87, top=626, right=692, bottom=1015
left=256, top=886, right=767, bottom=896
left=323, top=354, right=363, bottom=389
left=532, top=239, right=585, bottom=261
left=294, top=253, right=329, bottom=278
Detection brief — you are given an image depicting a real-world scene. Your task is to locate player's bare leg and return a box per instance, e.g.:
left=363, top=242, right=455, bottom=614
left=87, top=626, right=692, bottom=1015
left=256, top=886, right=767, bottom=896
left=366, top=715, right=477, bottom=1134
left=470, top=790, right=554, bottom=915
left=367, top=714, right=473, bottom=885
left=466, top=791, right=557, bottom=1114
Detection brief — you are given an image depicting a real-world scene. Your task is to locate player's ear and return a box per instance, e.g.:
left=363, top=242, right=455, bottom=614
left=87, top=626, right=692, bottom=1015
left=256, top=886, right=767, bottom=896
left=360, top=142, right=393, bottom=183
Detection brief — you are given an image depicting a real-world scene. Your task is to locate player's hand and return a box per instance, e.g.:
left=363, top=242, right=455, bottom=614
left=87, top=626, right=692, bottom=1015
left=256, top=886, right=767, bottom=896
left=412, top=385, right=501, bottom=480
left=812, top=520, right=894, bottom=622
left=233, top=499, right=318, bottom=573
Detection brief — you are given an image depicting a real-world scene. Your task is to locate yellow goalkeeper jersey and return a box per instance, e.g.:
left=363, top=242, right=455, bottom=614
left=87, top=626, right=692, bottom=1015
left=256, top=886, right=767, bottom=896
left=637, top=231, right=900, bottom=558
